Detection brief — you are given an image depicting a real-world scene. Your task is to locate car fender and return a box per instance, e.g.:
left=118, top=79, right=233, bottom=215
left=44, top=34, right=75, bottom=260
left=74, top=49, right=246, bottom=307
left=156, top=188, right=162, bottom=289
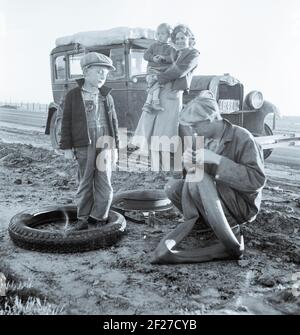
left=45, top=102, right=60, bottom=135
left=259, top=100, right=281, bottom=118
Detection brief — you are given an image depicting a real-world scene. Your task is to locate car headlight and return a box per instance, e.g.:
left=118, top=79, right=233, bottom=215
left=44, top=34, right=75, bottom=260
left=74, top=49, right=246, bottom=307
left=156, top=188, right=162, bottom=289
left=245, top=91, right=264, bottom=110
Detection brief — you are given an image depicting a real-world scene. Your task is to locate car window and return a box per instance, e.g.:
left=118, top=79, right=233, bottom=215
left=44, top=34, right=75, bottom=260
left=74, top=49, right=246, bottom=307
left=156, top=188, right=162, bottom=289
left=69, top=53, right=84, bottom=79
left=55, top=55, right=66, bottom=80
left=129, top=49, right=148, bottom=77
left=107, top=48, right=126, bottom=81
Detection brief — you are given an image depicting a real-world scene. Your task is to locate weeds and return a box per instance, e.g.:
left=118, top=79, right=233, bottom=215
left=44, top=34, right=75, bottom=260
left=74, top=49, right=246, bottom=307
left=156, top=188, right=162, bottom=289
left=0, top=296, right=64, bottom=315
left=0, top=263, right=63, bottom=315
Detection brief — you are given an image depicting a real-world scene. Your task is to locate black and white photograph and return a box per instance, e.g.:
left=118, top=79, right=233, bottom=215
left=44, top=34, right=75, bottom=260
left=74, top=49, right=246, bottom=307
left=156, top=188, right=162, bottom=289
left=0, top=0, right=300, bottom=318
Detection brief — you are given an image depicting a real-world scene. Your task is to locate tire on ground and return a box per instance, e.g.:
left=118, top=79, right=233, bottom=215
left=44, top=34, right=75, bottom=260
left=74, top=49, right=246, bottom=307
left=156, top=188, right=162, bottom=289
left=8, top=206, right=126, bottom=253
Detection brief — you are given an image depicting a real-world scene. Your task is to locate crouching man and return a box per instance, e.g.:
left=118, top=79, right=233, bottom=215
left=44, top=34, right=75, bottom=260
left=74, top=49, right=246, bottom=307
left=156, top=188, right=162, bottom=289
left=60, top=52, right=119, bottom=231
left=152, top=93, right=266, bottom=264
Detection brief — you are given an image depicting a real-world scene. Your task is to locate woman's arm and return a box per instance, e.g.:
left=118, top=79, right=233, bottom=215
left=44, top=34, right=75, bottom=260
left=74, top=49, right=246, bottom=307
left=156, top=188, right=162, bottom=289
left=157, top=49, right=200, bottom=85
left=161, top=47, right=177, bottom=64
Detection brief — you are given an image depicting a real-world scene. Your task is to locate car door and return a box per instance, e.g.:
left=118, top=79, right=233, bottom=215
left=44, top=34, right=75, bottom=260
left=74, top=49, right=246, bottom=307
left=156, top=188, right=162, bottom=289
left=51, top=52, right=68, bottom=106
left=105, top=47, right=129, bottom=129
left=66, top=49, right=85, bottom=91
left=126, top=47, right=148, bottom=133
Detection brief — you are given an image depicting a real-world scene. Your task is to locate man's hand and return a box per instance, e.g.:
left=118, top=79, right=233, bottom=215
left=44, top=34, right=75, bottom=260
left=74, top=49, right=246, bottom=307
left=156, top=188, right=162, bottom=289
left=183, top=149, right=196, bottom=172
left=64, top=149, right=75, bottom=160
left=202, top=149, right=222, bottom=165
left=183, top=148, right=222, bottom=171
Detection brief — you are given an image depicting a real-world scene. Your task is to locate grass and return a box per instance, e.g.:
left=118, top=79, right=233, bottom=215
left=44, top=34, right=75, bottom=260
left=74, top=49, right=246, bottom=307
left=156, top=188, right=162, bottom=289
left=0, top=263, right=64, bottom=315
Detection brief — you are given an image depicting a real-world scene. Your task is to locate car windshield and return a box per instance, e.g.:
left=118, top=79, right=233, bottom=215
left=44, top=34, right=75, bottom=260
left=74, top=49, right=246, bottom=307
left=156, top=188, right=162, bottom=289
left=129, top=49, right=148, bottom=77
left=69, top=53, right=84, bottom=79
left=107, top=48, right=126, bottom=81
left=54, top=55, right=66, bottom=80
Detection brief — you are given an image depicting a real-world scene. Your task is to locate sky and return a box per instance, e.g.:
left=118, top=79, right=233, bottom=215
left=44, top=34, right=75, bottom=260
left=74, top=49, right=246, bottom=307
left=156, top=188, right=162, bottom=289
left=0, top=0, right=299, bottom=115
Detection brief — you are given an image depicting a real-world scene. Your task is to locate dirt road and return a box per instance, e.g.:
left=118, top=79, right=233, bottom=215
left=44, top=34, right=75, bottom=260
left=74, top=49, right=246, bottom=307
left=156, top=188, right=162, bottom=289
left=0, top=108, right=47, bottom=128
left=0, top=125, right=299, bottom=315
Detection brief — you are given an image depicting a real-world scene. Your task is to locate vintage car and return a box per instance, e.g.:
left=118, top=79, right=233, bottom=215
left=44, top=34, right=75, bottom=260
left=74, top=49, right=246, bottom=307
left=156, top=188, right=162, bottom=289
left=45, top=28, right=279, bottom=158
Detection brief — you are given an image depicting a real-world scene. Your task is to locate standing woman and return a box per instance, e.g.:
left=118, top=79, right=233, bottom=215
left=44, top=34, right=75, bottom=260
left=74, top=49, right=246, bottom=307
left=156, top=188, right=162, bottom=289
left=131, top=25, right=200, bottom=168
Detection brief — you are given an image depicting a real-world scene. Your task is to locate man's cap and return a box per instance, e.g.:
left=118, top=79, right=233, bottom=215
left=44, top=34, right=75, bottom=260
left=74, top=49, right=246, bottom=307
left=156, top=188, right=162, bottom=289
left=80, top=52, right=116, bottom=71
left=179, top=93, right=222, bottom=126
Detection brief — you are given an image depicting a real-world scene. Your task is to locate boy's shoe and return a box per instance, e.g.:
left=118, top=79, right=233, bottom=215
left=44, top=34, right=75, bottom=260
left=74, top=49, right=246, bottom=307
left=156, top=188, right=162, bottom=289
left=88, top=217, right=109, bottom=227
left=96, top=219, right=109, bottom=227
left=67, top=219, right=88, bottom=232
left=88, top=217, right=97, bottom=225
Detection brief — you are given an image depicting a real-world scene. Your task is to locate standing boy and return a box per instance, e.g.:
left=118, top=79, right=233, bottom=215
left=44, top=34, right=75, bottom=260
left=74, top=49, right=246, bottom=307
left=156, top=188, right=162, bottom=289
left=60, top=52, right=119, bottom=231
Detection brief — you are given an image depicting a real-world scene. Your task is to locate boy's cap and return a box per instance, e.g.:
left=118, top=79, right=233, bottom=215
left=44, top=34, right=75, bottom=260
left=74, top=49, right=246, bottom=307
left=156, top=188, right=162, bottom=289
left=80, top=52, right=116, bottom=71
left=179, top=94, right=222, bottom=126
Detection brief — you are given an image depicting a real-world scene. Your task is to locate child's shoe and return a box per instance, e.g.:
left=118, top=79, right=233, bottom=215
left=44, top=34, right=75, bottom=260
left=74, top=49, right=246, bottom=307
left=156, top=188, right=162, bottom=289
left=88, top=217, right=109, bottom=228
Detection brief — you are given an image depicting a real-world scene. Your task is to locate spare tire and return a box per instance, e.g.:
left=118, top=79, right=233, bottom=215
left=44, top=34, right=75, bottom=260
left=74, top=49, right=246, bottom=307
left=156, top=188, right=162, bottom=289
left=112, top=189, right=172, bottom=211
left=8, top=206, right=126, bottom=253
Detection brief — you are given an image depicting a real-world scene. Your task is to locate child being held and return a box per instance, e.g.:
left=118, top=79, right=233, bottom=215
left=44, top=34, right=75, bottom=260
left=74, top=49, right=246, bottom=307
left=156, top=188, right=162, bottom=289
left=143, top=23, right=177, bottom=113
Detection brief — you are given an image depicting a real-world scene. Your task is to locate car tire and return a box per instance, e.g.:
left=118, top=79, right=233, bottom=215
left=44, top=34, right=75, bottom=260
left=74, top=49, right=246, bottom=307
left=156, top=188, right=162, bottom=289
left=8, top=206, right=126, bottom=253
left=263, top=123, right=274, bottom=160
left=50, top=110, right=62, bottom=150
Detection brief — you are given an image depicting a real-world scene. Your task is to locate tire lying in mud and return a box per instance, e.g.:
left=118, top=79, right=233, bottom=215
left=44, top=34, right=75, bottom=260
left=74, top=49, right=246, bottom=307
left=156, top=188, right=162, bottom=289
left=8, top=206, right=126, bottom=253
left=112, top=189, right=172, bottom=211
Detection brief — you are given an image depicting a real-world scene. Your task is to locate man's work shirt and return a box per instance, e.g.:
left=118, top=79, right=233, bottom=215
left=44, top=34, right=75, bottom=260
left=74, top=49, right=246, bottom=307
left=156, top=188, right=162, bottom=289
left=202, top=120, right=266, bottom=224
left=204, top=137, right=222, bottom=153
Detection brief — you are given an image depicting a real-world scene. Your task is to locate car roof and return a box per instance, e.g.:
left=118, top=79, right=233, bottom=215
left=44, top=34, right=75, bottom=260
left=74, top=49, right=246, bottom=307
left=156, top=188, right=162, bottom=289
left=50, top=38, right=156, bottom=55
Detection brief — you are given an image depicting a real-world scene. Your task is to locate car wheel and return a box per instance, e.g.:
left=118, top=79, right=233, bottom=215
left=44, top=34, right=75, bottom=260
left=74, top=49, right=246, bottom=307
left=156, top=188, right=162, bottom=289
left=8, top=206, right=126, bottom=253
left=263, top=123, right=274, bottom=160
left=50, top=110, right=61, bottom=150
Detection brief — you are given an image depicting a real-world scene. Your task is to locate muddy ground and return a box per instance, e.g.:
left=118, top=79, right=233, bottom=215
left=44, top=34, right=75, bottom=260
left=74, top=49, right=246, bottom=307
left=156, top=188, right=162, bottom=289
left=0, top=125, right=300, bottom=315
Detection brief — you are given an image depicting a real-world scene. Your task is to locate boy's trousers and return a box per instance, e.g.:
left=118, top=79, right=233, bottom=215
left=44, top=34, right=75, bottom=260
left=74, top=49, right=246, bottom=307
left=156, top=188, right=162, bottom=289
left=74, top=127, right=113, bottom=221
